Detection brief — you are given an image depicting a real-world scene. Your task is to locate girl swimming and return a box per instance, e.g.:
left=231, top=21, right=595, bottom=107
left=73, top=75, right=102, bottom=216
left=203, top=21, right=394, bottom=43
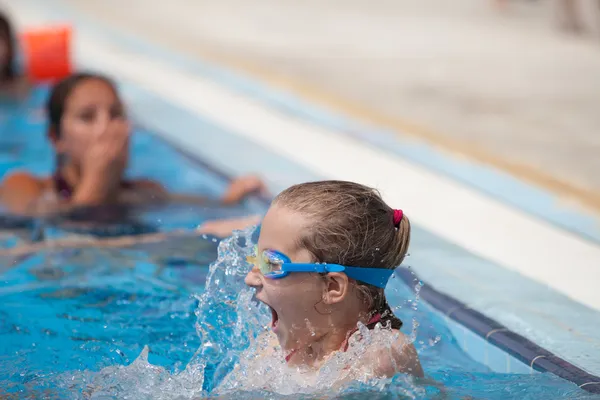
left=240, top=180, right=423, bottom=388
left=0, top=72, right=264, bottom=218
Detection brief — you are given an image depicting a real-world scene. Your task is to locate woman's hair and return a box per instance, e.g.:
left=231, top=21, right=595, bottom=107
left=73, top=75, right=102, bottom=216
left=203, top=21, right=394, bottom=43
left=47, top=72, right=117, bottom=135
left=0, top=11, right=16, bottom=82
left=273, top=180, right=410, bottom=329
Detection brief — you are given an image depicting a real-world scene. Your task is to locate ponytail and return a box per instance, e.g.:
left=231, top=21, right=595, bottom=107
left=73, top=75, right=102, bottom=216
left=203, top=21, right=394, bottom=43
left=363, top=209, right=410, bottom=330
left=359, top=285, right=403, bottom=330
left=377, top=298, right=403, bottom=330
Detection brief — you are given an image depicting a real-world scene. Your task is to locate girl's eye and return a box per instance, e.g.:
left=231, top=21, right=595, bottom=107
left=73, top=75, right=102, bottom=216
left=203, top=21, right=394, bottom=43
left=265, top=257, right=282, bottom=271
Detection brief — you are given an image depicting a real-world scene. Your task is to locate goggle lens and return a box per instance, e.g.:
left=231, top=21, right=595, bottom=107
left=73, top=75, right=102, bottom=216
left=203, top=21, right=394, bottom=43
left=247, top=246, right=286, bottom=277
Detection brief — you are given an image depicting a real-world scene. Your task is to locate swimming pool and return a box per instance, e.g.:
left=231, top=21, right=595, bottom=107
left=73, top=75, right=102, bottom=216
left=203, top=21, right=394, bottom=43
left=0, top=87, right=598, bottom=399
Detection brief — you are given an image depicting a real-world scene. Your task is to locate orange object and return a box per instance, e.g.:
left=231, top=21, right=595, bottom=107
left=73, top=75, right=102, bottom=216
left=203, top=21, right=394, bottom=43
left=21, top=25, right=72, bottom=83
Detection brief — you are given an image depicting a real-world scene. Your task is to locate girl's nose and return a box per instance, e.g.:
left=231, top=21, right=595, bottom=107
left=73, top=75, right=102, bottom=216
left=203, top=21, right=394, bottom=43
left=244, top=267, right=262, bottom=288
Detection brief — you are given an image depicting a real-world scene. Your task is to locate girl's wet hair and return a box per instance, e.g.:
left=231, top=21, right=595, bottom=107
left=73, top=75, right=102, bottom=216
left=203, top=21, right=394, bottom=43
left=47, top=72, right=117, bottom=135
left=0, top=11, right=16, bottom=82
left=274, top=180, right=410, bottom=329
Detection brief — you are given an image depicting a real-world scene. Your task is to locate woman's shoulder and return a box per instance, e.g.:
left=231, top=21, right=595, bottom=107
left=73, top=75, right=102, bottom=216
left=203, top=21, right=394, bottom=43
left=1, top=171, right=46, bottom=191
left=0, top=171, right=49, bottom=214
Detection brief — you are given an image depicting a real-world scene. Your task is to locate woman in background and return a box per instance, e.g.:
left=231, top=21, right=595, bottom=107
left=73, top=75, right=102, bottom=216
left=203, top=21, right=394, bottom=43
left=0, top=72, right=263, bottom=237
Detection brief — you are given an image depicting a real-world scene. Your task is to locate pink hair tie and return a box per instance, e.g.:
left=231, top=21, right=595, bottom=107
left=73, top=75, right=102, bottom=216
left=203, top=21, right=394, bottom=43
left=393, top=209, right=403, bottom=227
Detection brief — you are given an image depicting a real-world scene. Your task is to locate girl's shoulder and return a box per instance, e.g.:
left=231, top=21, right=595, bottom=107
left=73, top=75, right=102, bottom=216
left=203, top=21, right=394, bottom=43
left=358, top=329, right=424, bottom=378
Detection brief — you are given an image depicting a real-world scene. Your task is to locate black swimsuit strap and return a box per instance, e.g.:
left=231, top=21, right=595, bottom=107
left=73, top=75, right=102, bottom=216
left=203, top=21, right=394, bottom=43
left=53, top=171, right=73, bottom=200
left=53, top=171, right=133, bottom=200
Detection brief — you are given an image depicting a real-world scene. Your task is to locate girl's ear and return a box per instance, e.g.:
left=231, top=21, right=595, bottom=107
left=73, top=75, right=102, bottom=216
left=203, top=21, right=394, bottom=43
left=322, top=272, right=350, bottom=305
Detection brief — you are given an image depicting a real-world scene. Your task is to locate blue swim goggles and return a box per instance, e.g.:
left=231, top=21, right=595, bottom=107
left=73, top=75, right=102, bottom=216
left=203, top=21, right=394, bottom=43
left=247, top=245, right=393, bottom=288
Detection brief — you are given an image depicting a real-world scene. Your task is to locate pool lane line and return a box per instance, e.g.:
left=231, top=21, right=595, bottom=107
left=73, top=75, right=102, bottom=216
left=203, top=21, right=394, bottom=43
left=397, top=267, right=600, bottom=394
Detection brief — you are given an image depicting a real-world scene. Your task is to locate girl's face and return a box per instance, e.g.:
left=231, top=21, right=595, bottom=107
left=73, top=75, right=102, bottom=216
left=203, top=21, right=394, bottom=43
left=52, top=78, right=127, bottom=165
left=245, top=205, right=330, bottom=352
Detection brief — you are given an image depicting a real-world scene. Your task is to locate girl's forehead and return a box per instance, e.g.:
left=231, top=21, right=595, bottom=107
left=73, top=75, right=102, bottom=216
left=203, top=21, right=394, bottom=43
left=258, top=205, right=308, bottom=255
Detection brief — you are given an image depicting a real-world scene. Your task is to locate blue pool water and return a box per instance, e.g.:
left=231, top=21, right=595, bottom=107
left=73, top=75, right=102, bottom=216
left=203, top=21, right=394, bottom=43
left=0, top=88, right=597, bottom=399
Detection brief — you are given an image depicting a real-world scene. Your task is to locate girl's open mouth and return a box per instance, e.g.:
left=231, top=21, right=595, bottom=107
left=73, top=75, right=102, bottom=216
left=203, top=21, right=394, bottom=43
left=269, top=306, right=279, bottom=331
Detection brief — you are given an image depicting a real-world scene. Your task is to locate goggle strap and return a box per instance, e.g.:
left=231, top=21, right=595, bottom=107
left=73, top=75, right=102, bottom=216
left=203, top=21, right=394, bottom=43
left=282, top=263, right=393, bottom=288
left=340, top=266, right=394, bottom=288
left=281, top=263, right=345, bottom=274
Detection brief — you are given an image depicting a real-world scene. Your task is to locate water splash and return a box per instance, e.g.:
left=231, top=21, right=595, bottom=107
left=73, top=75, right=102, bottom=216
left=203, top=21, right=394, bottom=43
left=135, top=223, right=423, bottom=397
left=191, top=227, right=426, bottom=397
left=189, top=225, right=265, bottom=389
left=54, top=346, right=205, bottom=400
left=47, top=226, right=258, bottom=399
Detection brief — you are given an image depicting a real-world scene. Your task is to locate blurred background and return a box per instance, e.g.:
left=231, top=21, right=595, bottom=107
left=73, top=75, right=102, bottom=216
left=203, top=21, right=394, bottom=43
left=56, top=0, right=600, bottom=206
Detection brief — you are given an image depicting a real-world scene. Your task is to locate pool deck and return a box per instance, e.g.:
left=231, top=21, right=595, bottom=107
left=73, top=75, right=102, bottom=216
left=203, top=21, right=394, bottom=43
left=5, top=0, right=600, bottom=379
left=55, top=0, right=600, bottom=215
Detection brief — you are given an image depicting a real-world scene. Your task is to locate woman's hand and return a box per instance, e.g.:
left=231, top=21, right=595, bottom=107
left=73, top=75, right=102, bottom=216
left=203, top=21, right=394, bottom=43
left=73, top=120, right=130, bottom=205
left=82, top=119, right=130, bottom=177
left=221, top=175, right=268, bottom=205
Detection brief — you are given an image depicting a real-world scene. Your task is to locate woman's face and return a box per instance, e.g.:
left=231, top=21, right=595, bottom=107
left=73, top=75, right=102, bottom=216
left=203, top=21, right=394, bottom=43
left=53, top=78, right=128, bottom=165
